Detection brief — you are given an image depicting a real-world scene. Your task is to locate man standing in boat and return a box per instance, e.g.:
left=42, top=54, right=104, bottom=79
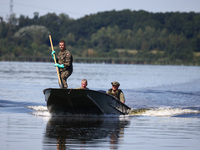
left=107, top=81, right=125, bottom=103
left=52, top=40, right=73, bottom=88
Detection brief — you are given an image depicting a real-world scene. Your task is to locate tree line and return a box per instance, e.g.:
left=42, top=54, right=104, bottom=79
left=0, top=10, right=200, bottom=65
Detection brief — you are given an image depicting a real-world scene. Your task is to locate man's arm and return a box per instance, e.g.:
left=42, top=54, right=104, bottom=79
left=119, top=91, right=125, bottom=103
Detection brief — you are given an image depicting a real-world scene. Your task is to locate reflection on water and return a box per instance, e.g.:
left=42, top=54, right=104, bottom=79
left=44, top=116, right=130, bottom=150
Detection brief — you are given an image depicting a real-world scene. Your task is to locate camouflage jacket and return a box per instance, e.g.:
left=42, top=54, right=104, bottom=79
left=57, top=50, right=73, bottom=72
left=75, top=87, right=89, bottom=90
left=107, top=89, right=125, bottom=103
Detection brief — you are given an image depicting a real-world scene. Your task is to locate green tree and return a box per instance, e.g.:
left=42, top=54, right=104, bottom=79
left=165, top=33, right=193, bottom=61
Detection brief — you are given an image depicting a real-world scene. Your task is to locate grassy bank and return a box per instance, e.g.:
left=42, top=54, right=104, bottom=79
left=1, top=56, right=200, bottom=66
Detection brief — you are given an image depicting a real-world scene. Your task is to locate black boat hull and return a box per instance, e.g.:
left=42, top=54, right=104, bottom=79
left=43, top=88, right=131, bottom=115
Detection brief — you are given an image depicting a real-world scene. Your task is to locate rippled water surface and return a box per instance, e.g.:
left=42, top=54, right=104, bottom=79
left=0, top=61, right=200, bottom=150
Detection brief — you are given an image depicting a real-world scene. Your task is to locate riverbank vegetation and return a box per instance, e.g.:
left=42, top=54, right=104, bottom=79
left=0, top=10, right=200, bottom=65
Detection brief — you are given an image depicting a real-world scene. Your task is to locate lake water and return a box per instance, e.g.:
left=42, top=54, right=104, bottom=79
left=0, top=61, right=200, bottom=150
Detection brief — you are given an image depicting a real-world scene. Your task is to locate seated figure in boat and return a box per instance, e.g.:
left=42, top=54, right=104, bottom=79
left=76, top=79, right=89, bottom=89
left=107, top=81, right=125, bottom=103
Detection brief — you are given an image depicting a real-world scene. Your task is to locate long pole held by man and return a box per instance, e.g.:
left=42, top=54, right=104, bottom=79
left=49, top=35, right=63, bottom=88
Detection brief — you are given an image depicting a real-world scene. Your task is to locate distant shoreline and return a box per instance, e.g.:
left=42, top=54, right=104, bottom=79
left=0, top=56, right=199, bottom=66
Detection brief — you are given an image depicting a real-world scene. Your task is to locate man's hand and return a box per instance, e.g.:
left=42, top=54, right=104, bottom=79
left=54, top=63, right=64, bottom=68
left=51, top=51, right=56, bottom=60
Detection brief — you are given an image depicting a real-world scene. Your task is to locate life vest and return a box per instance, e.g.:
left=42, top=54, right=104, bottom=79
left=107, top=89, right=122, bottom=100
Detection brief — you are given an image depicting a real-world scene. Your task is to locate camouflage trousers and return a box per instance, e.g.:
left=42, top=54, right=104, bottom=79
left=60, top=70, right=72, bottom=88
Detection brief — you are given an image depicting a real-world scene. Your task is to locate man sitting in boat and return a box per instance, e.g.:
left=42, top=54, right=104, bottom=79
left=76, top=79, right=89, bottom=89
left=107, top=81, right=125, bottom=103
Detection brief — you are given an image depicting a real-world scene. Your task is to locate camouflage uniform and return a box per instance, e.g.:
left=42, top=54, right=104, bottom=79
left=107, top=89, right=125, bottom=103
left=75, top=87, right=89, bottom=90
left=57, top=49, right=73, bottom=88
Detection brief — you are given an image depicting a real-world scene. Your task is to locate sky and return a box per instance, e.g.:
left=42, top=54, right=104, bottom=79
left=0, top=0, right=200, bottom=20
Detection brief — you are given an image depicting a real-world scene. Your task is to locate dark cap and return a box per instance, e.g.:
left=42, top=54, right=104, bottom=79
left=111, top=81, right=120, bottom=86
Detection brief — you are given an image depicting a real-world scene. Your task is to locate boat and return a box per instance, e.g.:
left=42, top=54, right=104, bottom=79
left=43, top=88, right=131, bottom=115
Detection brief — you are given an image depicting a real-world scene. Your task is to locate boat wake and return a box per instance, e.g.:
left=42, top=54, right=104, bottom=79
left=1, top=99, right=199, bottom=118
left=27, top=106, right=50, bottom=117
left=129, top=107, right=200, bottom=117
left=27, top=105, right=130, bottom=120
left=27, top=105, right=200, bottom=118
